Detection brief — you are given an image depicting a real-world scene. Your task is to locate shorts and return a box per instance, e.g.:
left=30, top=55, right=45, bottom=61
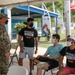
left=36, top=56, right=58, bottom=70
left=64, top=66, right=75, bottom=75
left=19, top=47, right=34, bottom=59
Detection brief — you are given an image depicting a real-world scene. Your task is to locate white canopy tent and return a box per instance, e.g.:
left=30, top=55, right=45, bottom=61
left=0, top=0, right=58, bottom=8
left=0, top=0, right=59, bottom=40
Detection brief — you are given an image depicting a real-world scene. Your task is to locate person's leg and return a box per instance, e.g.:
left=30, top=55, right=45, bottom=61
left=32, top=57, right=41, bottom=64
left=32, top=56, right=51, bottom=70
left=57, top=66, right=71, bottom=75
left=0, top=59, right=9, bottom=75
left=36, top=68, right=42, bottom=75
left=36, top=57, right=51, bottom=75
left=18, top=50, right=26, bottom=66
left=29, top=59, right=33, bottom=73
left=73, top=68, right=75, bottom=74
left=27, top=47, right=34, bottom=75
left=70, top=67, right=75, bottom=74
left=57, top=68, right=65, bottom=75
left=18, top=58, right=23, bottom=66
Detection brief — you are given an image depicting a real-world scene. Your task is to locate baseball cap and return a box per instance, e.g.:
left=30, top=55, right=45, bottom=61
left=67, top=35, right=75, bottom=41
left=0, top=13, right=9, bottom=19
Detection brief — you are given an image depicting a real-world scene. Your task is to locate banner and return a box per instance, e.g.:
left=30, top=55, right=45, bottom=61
left=42, top=14, right=51, bottom=36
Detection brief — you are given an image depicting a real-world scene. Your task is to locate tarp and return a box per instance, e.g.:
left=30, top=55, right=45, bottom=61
left=0, top=0, right=58, bottom=8
left=16, top=5, right=58, bottom=17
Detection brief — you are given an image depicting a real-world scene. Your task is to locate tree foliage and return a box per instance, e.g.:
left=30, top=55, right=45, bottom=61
left=35, top=0, right=75, bottom=23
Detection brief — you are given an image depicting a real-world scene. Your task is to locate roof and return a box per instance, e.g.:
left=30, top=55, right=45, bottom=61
left=0, top=0, right=59, bottom=8
left=14, top=5, right=58, bottom=17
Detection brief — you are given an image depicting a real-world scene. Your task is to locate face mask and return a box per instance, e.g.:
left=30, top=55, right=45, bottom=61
left=29, top=23, right=33, bottom=28
left=67, top=41, right=72, bottom=46
left=5, top=20, right=8, bottom=24
left=52, top=39, right=56, bottom=44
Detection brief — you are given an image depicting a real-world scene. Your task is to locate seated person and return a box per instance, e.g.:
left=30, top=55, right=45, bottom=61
left=57, top=35, right=75, bottom=75
left=32, top=34, right=63, bottom=75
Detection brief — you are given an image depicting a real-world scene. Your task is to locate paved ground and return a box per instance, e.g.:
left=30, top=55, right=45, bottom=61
left=9, top=39, right=66, bottom=75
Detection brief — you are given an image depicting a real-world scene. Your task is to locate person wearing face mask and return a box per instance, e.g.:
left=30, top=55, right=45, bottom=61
left=0, top=13, right=11, bottom=75
left=18, top=17, right=38, bottom=75
left=31, top=34, right=63, bottom=75
left=57, top=35, right=75, bottom=75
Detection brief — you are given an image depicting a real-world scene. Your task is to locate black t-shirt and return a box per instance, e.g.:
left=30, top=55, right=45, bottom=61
left=18, top=27, right=38, bottom=47
left=60, top=47, right=75, bottom=68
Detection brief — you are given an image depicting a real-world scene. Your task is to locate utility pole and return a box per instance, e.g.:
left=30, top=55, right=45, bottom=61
left=64, top=0, right=71, bottom=37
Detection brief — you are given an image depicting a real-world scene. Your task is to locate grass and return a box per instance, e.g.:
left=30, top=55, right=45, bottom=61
left=39, top=29, right=75, bottom=48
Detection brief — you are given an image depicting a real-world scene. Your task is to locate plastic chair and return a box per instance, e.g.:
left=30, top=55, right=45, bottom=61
left=9, top=43, right=18, bottom=67
left=7, top=66, right=28, bottom=75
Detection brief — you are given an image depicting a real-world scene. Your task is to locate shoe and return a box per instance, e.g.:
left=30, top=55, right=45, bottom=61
left=37, top=62, right=49, bottom=69
left=29, top=72, right=33, bottom=75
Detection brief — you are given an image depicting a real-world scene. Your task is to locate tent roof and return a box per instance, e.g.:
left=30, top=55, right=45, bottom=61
left=0, top=0, right=58, bottom=8
left=12, top=5, right=58, bottom=17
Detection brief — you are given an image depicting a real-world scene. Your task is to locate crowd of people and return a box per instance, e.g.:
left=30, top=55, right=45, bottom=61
left=0, top=13, right=75, bottom=75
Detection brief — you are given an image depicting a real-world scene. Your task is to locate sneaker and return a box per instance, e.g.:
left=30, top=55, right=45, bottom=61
left=37, top=62, right=49, bottom=69
left=29, top=72, right=33, bottom=75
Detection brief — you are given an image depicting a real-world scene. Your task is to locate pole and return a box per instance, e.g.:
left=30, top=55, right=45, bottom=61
left=52, top=2, right=57, bottom=33
left=64, top=0, right=71, bottom=37
left=7, top=8, right=12, bottom=40
left=28, top=5, right=30, bottom=17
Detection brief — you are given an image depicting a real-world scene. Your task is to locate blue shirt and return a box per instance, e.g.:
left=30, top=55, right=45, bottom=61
left=46, top=44, right=63, bottom=57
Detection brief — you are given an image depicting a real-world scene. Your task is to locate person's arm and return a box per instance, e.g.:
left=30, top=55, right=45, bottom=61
left=44, top=53, right=47, bottom=56
left=36, top=53, right=47, bottom=59
left=43, top=47, right=50, bottom=57
left=34, top=29, right=38, bottom=54
left=35, top=37, right=38, bottom=54
left=59, top=55, right=64, bottom=70
left=18, top=35, right=24, bottom=52
left=49, top=55, right=60, bottom=60
left=0, top=27, right=11, bottom=59
left=18, top=35, right=22, bottom=46
left=58, top=47, right=66, bottom=70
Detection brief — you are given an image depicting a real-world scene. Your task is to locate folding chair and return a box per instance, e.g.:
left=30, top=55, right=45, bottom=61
left=9, top=43, right=18, bottom=67
left=43, top=67, right=59, bottom=75
left=43, top=56, right=67, bottom=75
left=7, top=66, right=28, bottom=75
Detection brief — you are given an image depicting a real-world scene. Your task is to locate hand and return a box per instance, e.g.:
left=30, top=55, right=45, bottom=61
left=50, top=57, right=53, bottom=59
left=20, top=46, right=24, bottom=52
left=47, top=56, right=52, bottom=59
left=5, top=53, right=10, bottom=60
left=35, top=50, right=37, bottom=54
left=36, top=55, right=41, bottom=59
left=31, top=57, right=36, bottom=61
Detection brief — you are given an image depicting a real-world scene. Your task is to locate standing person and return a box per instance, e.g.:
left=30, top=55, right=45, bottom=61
left=0, top=13, right=11, bottom=75
left=57, top=35, right=75, bottom=75
left=32, top=34, right=63, bottom=75
left=45, top=24, right=50, bottom=41
left=42, top=24, right=50, bottom=41
left=18, top=18, right=38, bottom=75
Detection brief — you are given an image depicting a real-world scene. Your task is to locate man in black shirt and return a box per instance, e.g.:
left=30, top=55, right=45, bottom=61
left=18, top=18, right=38, bottom=75
left=57, top=35, right=75, bottom=75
